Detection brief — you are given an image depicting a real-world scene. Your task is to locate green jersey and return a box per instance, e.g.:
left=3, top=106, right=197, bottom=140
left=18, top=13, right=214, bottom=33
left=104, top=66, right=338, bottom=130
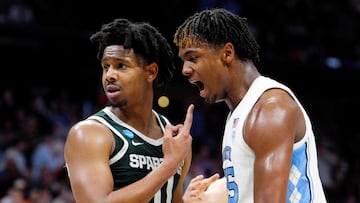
left=88, top=107, right=183, bottom=203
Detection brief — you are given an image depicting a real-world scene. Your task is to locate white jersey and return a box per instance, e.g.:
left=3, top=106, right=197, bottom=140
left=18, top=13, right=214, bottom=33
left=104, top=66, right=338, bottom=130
left=222, top=76, right=327, bottom=203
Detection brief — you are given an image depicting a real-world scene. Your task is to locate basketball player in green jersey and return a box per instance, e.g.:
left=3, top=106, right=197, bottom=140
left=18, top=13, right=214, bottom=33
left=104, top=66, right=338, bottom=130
left=64, top=18, right=194, bottom=203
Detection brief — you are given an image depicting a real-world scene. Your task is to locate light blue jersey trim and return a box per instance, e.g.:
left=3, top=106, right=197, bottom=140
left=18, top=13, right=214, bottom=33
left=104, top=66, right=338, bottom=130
left=287, top=142, right=311, bottom=203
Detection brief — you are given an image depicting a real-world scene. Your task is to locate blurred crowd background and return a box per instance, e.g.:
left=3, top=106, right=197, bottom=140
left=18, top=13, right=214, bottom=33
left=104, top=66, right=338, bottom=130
left=1, top=0, right=360, bottom=202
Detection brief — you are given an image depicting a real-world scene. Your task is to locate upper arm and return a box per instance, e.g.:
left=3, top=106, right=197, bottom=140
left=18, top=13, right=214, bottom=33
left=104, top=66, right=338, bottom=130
left=64, top=120, right=114, bottom=203
left=245, top=89, right=304, bottom=202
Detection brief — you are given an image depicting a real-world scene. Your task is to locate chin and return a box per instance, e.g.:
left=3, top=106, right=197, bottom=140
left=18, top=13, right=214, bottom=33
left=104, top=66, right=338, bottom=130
left=204, top=96, right=217, bottom=104
left=110, top=100, right=127, bottom=108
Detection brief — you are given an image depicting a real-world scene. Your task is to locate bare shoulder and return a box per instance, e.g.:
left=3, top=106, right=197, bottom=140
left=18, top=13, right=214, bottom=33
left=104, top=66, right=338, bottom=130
left=66, top=119, right=112, bottom=142
left=245, top=88, right=305, bottom=150
left=64, top=119, right=114, bottom=161
left=247, top=88, right=302, bottom=129
left=258, top=88, right=299, bottom=112
left=64, top=119, right=115, bottom=201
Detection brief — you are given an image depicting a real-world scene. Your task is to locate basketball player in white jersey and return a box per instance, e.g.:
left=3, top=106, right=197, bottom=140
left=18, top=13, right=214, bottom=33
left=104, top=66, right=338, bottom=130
left=174, top=8, right=327, bottom=203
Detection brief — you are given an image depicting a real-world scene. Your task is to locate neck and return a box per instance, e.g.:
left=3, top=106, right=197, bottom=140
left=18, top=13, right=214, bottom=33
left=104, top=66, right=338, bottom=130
left=225, top=61, right=261, bottom=111
left=111, top=99, right=155, bottom=134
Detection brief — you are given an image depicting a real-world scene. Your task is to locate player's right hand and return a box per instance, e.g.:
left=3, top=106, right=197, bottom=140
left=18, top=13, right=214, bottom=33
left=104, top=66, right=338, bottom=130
left=162, top=104, right=194, bottom=171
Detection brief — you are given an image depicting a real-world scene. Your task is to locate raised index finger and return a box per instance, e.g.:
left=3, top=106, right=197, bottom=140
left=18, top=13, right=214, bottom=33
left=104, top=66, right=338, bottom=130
left=182, top=104, right=194, bottom=133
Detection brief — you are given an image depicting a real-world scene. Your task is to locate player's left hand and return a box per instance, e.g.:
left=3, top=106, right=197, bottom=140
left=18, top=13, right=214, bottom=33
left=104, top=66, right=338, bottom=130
left=183, top=173, right=221, bottom=203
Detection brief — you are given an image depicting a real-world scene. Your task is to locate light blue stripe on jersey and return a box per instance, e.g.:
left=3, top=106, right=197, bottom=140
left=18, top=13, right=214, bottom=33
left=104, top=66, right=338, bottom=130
left=287, top=143, right=311, bottom=203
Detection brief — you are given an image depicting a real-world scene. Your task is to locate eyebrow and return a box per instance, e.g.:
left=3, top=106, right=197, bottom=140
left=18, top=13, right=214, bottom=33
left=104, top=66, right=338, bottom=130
left=179, top=49, right=197, bottom=59
left=101, top=57, right=128, bottom=64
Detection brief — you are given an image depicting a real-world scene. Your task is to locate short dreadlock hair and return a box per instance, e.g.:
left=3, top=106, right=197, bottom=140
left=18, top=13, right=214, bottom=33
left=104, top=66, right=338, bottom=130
left=173, top=8, right=260, bottom=64
left=90, top=18, right=176, bottom=88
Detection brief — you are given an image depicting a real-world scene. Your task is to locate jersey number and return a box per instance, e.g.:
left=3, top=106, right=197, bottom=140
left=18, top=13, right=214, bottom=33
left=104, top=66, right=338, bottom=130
left=224, top=166, right=239, bottom=203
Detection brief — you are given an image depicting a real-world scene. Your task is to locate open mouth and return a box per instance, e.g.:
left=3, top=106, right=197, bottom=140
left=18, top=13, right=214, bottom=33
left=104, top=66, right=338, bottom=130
left=194, top=81, right=204, bottom=91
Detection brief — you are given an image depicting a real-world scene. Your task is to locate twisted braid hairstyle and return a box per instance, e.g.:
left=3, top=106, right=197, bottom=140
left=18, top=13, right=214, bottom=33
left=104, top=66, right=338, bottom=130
left=173, top=8, right=260, bottom=64
left=90, top=18, right=176, bottom=88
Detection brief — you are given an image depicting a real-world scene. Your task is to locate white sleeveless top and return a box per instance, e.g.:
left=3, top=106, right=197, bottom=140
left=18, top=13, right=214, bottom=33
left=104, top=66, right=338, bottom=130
left=222, top=76, right=327, bottom=203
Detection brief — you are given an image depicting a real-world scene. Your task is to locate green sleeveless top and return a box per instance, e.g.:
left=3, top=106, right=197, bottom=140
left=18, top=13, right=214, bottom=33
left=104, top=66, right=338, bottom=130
left=88, top=107, right=183, bottom=203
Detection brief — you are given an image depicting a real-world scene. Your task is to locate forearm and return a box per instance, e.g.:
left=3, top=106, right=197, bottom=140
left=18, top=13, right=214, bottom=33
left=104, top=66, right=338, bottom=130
left=106, top=160, right=179, bottom=203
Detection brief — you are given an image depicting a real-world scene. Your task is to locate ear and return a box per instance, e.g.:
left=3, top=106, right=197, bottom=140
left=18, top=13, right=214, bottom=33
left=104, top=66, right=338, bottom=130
left=144, top=62, right=158, bottom=83
left=221, top=42, right=235, bottom=64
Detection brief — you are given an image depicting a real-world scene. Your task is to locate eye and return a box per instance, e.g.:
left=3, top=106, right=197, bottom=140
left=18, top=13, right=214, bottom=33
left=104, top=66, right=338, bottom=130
left=117, top=63, right=126, bottom=69
left=101, top=62, right=127, bottom=71
left=102, top=63, right=110, bottom=70
left=188, top=55, right=198, bottom=63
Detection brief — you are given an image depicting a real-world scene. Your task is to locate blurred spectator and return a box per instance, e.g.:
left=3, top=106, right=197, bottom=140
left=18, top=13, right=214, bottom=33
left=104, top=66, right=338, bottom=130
left=30, top=135, right=64, bottom=184
left=318, top=137, right=349, bottom=202
left=0, top=138, right=29, bottom=197
left=0, top=137, right=29, bottom=178
left=0, top=0, right=35, bottom=24
left=28, top=184, right=52, bottom=203
left=1, top=178, right=31, bottom=203
left=0, top=88, right=17, bottom=129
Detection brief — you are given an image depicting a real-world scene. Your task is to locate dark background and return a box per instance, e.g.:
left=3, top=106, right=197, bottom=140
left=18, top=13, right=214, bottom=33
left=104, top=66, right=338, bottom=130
left=1, top=0, right=359, bottom=98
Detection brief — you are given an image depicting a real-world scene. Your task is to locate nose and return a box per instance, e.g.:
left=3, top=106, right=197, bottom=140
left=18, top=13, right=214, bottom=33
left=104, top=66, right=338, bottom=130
left=182, top=62, right=193, bottom=76
left=105, top=66, right=117, bottom=81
